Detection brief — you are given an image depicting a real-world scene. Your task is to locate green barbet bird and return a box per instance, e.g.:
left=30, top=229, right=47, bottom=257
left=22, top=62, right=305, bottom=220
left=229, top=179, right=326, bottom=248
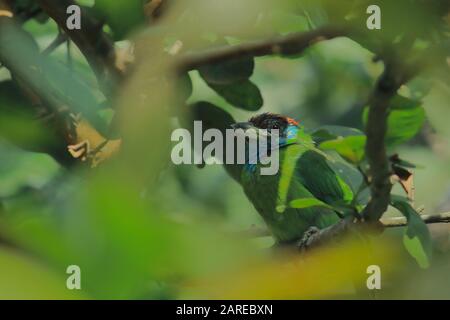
left=229, top=113, right=354, bottom=244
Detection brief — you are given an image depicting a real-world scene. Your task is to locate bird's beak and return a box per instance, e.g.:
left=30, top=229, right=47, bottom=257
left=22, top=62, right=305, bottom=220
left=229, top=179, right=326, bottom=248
left=230, top=122, right=254, bottom=131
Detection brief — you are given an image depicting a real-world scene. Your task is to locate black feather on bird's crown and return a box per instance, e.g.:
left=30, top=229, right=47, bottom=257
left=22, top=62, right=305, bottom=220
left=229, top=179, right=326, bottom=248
left=249, top=113, right=298, bottom=132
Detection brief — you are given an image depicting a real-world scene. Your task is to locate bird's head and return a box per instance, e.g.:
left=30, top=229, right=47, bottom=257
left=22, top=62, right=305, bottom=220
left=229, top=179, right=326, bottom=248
left=231, top=113, right=300, bottom=147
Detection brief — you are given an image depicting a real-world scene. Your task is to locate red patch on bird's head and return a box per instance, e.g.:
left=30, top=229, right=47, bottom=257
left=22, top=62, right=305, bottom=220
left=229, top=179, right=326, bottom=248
left=287, top=117, right=299, bottom=126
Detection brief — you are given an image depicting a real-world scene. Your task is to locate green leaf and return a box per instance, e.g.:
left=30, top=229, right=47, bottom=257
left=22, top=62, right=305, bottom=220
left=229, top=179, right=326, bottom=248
left=93, top=0, right=146, bottom=40
left=385, top=107, right=425, bottom=146
left=389, top=95, right=421, bottom=110
left=289, top=198, right=332, bottom=210
left=395, top=160, right=423, bottom=169
left=403, top=235, right=430, bottom=269
left=208, top=80, right=263, bottom=111
left=199, top=57, right=254, bottom=85
left=319, top=136, right=366, bottom=164
left=389, top=155, right=424, bottom=169
left=270, top=11, right=310, bottom=35
left=310, top=129, right=338, bottom=144
left=391, top=196, right=432, bottom=269
left=363, top=95, right=425, bottom=146
left=311, top=126, right=365, bottom=145
left=301, top=1, right=329, bottom=29
left=176, top=73, right=193, bottom=103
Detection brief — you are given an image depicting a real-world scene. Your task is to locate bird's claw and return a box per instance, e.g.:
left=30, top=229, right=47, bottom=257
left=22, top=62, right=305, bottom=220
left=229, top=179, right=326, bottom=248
left=297, top=226, right=320, bottom=251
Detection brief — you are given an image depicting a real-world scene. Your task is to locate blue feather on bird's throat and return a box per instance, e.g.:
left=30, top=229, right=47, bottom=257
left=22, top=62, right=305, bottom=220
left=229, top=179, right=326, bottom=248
left=230, top=113, right=353, bottom=243
left=243, top=121, right=313, bottom=174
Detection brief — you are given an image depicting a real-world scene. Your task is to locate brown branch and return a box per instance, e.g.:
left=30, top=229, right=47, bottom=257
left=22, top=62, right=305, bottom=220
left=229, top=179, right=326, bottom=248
left=361, top=52, right=421, bottom=222
left=0, top=6, right=107, bottom=167
left=303, top=211, right=450, bottom=250
left=35, top=0, right=121, bottom=93
left=242, top=212, right=450, bottom=240
left=381, top=212, right=450, bottom=227
left=298, top=218, right=357, bottom=250
left=360, top=60, right=399, bottom=222
left=176, top=26, right=348, bottom=72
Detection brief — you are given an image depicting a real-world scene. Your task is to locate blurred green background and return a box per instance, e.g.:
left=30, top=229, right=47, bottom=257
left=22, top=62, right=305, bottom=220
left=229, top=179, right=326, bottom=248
left=0, top=0, right=449, bottom=299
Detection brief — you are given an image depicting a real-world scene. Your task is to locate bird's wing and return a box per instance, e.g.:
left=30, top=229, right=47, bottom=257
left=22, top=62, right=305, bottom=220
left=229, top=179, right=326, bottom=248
left=293, top=148, right=354, bottom=205
left=241, top=161, right=338, bottom=242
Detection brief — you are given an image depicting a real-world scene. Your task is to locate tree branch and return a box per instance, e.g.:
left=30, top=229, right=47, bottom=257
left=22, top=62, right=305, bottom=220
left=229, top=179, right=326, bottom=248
left=361, top=53, right=420, bottom=222
left=0, top=5, right=107, bottom=167
left=302, top=211, right=450, bottom=250
left=381, top=212, right=450, bottom=227
left=241, top=212, right=450, bottom=240
left=35, top=0, right=122, bottom=93
left=176, top=26, right=348, bottom=72
left=360, top=61, right=399, bottom=222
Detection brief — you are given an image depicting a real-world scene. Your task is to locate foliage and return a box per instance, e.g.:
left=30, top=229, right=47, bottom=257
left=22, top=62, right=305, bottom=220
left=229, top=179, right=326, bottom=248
left=0, top=0, right=449, bottom=299
left=391, top=195, right=433, bottom=269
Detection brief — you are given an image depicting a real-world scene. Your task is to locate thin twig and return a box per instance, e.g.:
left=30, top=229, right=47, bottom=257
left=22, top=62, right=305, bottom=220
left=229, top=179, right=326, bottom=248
left=36, top=0, right=121, bottom=92
left=381, top=212, right=450, bottom=227
left=42, top=31, right=67, bottom=55
left=301, top=211, right=450, bottom=250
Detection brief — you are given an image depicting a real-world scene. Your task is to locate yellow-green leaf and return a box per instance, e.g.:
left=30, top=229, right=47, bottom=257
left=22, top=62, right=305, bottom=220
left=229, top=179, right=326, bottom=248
left=319, top=136, right=366, bottom=164
left=289, top=197, right=332, bottom=209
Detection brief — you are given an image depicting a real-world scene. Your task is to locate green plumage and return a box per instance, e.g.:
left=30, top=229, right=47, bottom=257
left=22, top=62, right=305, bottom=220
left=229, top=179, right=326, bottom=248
left=192, top=107, right=355, bottom=244
left=239, top=133, right=353, bottom=243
